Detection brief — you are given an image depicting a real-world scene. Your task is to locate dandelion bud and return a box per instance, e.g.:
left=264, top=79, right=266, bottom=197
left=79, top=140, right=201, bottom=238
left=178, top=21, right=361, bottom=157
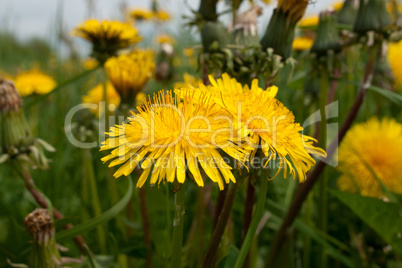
left=0, top=79, right=22, bottom=113
left=354, top=0, right=391, bottom=34
left=24, top=209, right=61, bottom=268
left=230, top=6, right=263, bottom=47
left=0, top=79, right=34, bottom=156
left=311, top=9, right=342, bottom=56
left=260, top=0, right=308, bottom=59
left=0, top=79, right=54, bottom=167
left=337, top=0, right=359, bottom=26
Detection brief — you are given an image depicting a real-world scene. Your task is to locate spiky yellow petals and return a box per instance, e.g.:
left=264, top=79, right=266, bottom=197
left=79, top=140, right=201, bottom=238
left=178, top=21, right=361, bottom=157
left=337, top=118, right=402, bottom=198
left=174, top=73, right=203, bottom=89
left=14, top=70, right=56, bottom=96
left=101, top=90, right=246, bottom=190
left=104, top=50, right=154, bottom=102
left=199, top=74, right=326, bottom=182
left=72, top=19, right=141, bottom=61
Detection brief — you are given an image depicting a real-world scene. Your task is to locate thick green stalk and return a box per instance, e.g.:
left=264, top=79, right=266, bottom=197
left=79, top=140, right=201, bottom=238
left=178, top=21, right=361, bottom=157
left=234, top=177, right=268, bottom=268
left=318, top=66, right=329, bottom=268
left=83, top=148, right=107, bottom=253
left=170, top=183, right=186, bottom=268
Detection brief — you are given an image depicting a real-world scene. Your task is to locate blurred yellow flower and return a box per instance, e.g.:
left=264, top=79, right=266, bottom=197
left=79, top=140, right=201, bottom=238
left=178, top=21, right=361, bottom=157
left=14, top=70, right=56, bottom=97
left=186, top=73, right=326, bottom=182
left=174, top=73, right=202, bottom=89
left=154, top=10, right=171, bottom=21
left=332, top=1, right=343, bottom=11
left=83, top=58, right=99, bottom=70
left=101, top=90, right=246, bottom=189
left=387, top=40, right=402, bottom=91
left=135, top=92, right=147, bottom=107
left=292, top=36, right=314, bottom=50
left=184, top=48, right=194, bottom=57
left=130, top=8, right=153, bottom=21
left=82, top=82, right=121, bottom=115
left=104, top=50, right=155, bottom=103
left=72, top=20, right=141, bottom=61
left=337, top=118, right=402, bottom=198
left=156, top=34, right=175, bottom=44
left=298, top=15, right=319, bottom=27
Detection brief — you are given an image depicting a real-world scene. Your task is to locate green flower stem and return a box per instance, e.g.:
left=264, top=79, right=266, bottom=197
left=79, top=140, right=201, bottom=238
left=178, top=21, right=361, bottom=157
left=139, top=187, right=153, bottom=268
left=82, top=148, right=107, bottom=253
left=12, top=160, right=87, bottom=254
left=318, top=66, right=329, bottom=268
left=170, top=183, right=186, bottom=268
left=234, top=176, right=268, bottom=268
left=203, top=178, right=244, bottom=268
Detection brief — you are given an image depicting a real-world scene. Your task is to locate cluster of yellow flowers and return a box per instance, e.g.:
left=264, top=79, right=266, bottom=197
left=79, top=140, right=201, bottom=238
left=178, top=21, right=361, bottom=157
left=101, top=73, right=326, bottom=189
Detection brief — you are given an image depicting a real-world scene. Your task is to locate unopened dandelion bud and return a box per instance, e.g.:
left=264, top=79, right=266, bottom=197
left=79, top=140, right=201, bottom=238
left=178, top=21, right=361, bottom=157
left=354, top=0, right=391, bottom=34
left=0, top=79, right=34, bottom=155
left=337, top=0, right=359, bottom=26
left=201, top=21, right=229, bottom=51
left=311, top=9, right=342, bottom=56
left=24, top=209, right=61, bottom=268
left=260, top=0, right=308, bottom=59
left=230, top=6, right=263, bottom=48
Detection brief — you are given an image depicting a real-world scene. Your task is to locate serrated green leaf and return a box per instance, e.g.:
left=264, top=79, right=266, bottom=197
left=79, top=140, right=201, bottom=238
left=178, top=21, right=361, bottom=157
left=56, top=177, right=133, bottom=241
left=331, top=190, right=402, bottom=257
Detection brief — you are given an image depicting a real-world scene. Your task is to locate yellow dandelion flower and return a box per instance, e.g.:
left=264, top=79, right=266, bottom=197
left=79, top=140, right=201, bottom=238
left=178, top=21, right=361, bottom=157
left=14, top=70, right=56, bottom=97
left=83, top=58, right=99, bottom=70
left=337, top=118, right=402, bottom=198
left=174, top=73, right=203, bottom=89
left=387, top=40, right=402, bottom=91
left=332, top=1, right=344, bottom=11
left=156, top=34, right=175, bottom=45
left=299, top=15, right=319, bottom=27
left=104, top=50, right=155, bottom=103
left=154, top=10, right=171, bottom=21
left=100, top=90, right=247, bottom=190
left=130, top=8, right=153, bottom=21
left=184, top=48, right=194, bottom=57
left=194, top=73, right=326, bottom=182
left=82, top=82, right=121, bottom=116
left=72, top=19, right=141, bottom=61
left=292, top=36, right=314, bottom=51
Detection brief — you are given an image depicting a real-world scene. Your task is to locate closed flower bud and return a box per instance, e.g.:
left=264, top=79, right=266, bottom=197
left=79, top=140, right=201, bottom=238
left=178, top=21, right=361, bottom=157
left=24, top=209, right=61, bottom=268
left=201, top=21, right=229, bottom=51
left=337, top=0, right=359, bottom=26
left=354, top=0, right=391, bottom=34
left=260, top=0, right=308, bottom=59
left=311, top=9, right=342, bottom=56
left=198, top=0, right=219, bottom=21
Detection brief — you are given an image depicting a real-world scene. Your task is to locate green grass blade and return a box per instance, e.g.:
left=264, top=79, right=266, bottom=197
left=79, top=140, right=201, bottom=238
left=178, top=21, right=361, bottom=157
left=56, top=177, right=133, bottom=241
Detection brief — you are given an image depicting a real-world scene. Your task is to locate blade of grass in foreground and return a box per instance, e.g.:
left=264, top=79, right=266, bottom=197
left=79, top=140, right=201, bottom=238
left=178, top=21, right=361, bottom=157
left=56, top=177, right=133, bottom=241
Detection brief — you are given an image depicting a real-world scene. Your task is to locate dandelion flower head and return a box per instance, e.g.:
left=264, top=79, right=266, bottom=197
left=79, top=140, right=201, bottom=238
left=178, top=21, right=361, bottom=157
left=337, top=118, right=402, bottom=197
left=14, top=70, right=56, bottom=97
